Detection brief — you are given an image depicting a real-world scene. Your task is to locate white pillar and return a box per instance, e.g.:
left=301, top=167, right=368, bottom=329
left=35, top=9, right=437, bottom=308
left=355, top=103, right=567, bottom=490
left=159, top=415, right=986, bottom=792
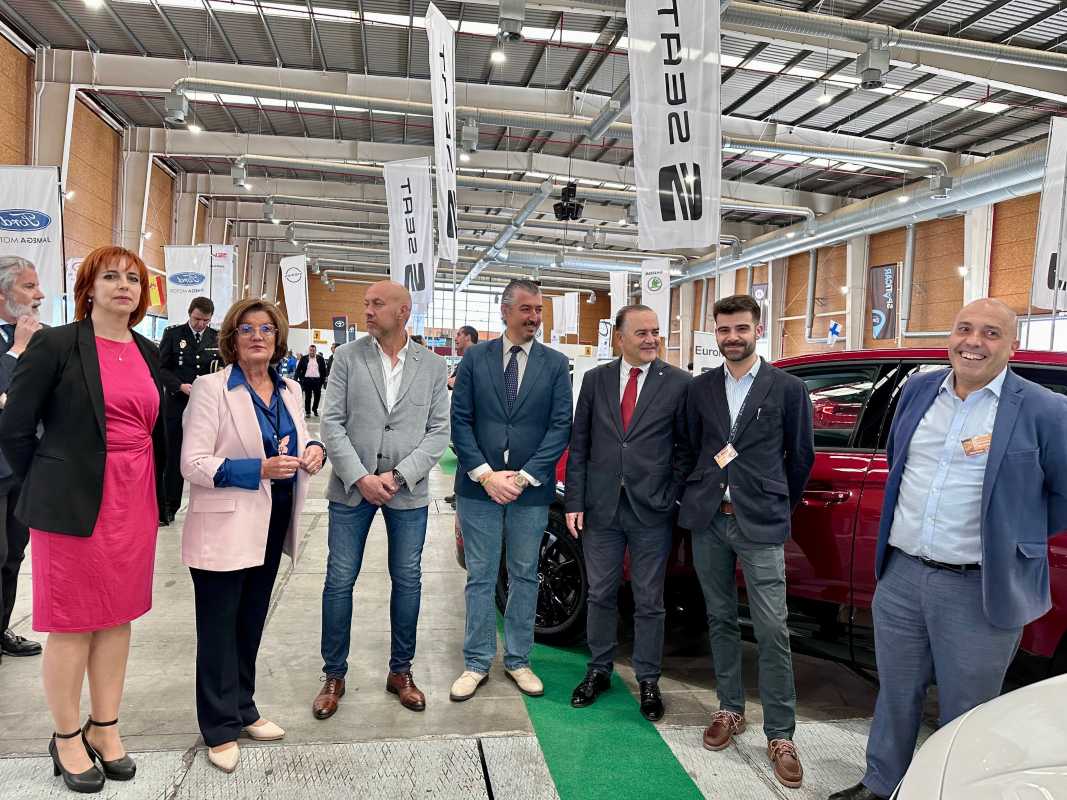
left=845, top=234, right=869, bottom=350
left=33, top=82, right=76, bottom=173
left=679, top=280, right=695, bottom=369
left=174, top=190, right=198, bottom=245
left=963, top=204, right=994, bottom=303
left=769, top=257, right=788, bottom=360
left=716, top=269, right=736, bottom=300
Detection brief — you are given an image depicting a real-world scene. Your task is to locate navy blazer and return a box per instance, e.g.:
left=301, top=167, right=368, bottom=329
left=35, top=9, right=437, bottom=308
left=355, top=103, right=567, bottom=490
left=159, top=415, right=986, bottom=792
left=877, top=367, right=1067, bottom=629
left=450, top=337, right=572, bottom=506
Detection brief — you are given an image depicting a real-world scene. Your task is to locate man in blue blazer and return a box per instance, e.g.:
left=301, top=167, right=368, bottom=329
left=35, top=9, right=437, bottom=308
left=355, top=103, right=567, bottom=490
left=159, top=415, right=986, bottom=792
left=449, top=279, right=572, bottom=702
left=830, top=298, right=1067, bottom=800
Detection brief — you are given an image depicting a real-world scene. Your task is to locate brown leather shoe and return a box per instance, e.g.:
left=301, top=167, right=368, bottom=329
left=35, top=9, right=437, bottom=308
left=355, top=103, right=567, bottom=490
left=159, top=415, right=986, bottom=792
left=312, top=677, right=345, bottom=720
left=768, top=738, right=803, bottom=788
left=386, top=671, right=426, bottom=712
left=702, top=710, right=745, bottom=751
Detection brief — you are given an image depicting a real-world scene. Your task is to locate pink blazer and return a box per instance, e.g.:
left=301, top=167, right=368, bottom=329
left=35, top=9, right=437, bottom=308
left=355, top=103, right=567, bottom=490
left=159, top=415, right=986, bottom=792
left=179, top=365, right=310, bottom=571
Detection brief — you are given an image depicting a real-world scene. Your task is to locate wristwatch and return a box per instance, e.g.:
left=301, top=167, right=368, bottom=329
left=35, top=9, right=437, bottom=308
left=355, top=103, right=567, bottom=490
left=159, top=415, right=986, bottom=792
left=391, top=469, right=407, bottom=488
left=514, top=473, right=530, bottom=490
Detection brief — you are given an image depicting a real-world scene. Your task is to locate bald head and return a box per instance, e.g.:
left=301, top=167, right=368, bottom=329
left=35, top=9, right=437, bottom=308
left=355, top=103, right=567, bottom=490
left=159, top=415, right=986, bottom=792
left=364, top=280, right=412, bottom=341
left=948, top=297, right=1020, bottom=397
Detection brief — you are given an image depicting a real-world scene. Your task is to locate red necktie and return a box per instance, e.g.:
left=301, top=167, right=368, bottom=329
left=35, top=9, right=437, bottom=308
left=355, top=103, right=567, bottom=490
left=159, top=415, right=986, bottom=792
left=621, top=367, right=641, bottom=432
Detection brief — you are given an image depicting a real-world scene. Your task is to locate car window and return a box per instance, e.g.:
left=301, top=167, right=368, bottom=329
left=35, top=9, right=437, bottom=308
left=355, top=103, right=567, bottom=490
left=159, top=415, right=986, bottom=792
left=787, top=365, right=879, bottom=449
left=876, top=362, right=948, bottom=450
left=1012, top=365, right=1067, bottom=397
left=853, top=363, right=908, bottom=450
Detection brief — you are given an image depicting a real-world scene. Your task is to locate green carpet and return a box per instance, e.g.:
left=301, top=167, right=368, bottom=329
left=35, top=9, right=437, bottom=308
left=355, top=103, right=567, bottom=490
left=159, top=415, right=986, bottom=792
left=518, top=637, right=704, bottom=800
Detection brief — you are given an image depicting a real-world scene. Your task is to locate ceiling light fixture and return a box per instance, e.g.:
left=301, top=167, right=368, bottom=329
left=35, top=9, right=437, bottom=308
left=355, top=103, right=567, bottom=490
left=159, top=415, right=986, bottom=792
left=587, top=291, right=597, bottom=304
left=897, top=195, right=909, bottom=204
left=63, top=190, right=75, bottom=201
left=188, top=122, right=202, bottom=134
left=957, top=265, right=968, bottom=277
left=459, top=151, right=471, bottom=163
left=142, top=231, right=153, bottom=240
left=839, top=285, right=849, bottom=295
left=817, top=85, right=833, bottom=105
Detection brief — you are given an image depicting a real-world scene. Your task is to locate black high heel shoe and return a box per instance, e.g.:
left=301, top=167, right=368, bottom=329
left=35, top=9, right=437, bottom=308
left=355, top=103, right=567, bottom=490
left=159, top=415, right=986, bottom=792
left=49, top=730, right=105, bottom=794
left=81, top=718, right=136, bottom=781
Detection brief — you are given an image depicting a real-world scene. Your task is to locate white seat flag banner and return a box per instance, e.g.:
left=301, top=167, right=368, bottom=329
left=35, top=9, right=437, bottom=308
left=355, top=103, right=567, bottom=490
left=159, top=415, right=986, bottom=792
left=425, top=3, right=459, bottom=265
left=209, top=245, right=237, bottom=316
left=0, top=166, right=65, bottom=325
left=1033, top=116, right=1067, bottom=312
left=384, top=157, right=436, bottom=309
left=641, top=258, right=671, bottom=330
left=564, top=292, right=580, bottom=335
left=551, top=295, right=566, bottom=338
left=626, top=0, right=721, bottom=252
left=279, top=255, right=309, bottom=326
left=164, top=245, right=212, bottom=326
left=609, top=271, right=630, bottom=320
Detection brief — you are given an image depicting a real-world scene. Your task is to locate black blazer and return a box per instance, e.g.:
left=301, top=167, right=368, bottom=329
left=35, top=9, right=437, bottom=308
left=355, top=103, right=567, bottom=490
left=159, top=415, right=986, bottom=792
left=0, top=318, right=167, bottom=537
left=564, top=358, right=692, bottom=530
left=295, top=353, right=327, bottom=381
left=678, top=359, right=815, bottom=543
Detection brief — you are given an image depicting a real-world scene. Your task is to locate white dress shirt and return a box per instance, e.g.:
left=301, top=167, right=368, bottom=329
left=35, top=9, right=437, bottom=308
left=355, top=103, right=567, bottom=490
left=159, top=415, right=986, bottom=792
left=305, top=355, right=321, bottom=379
left=723, top=357, right=761, bottom=502
left=619, top=358, right=651, bottom=403
left=469, top=333, right=540, bottom=487
left=373, top=337, right=408, bottom=413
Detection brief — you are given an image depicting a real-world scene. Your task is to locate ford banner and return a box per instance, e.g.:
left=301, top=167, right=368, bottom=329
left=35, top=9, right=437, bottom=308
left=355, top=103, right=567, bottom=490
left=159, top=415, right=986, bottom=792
left=164, top=245, right=212, bottom=326
left=626, top=0, right=721, bottom=251
left=0, top=166, right=65, bottom=325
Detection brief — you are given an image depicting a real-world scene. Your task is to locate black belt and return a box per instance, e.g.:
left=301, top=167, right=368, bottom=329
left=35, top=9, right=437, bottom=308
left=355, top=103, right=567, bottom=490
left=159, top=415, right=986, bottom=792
left=897, top=549, right=980, bottom=574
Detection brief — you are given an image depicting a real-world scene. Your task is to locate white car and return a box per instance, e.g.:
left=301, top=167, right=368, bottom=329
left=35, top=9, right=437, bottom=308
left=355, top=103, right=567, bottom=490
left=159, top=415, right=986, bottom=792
left=894, top=674, right=1067, bottom=798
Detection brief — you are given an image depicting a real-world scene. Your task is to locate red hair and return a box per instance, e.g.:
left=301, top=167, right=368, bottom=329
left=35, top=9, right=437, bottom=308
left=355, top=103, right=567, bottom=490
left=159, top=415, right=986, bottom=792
left=73, top=246, right=152, bottom=327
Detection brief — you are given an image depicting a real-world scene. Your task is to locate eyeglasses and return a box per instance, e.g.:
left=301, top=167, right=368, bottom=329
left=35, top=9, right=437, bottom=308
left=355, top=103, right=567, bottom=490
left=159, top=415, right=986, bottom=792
left=237, top=323, right=278, bottom=337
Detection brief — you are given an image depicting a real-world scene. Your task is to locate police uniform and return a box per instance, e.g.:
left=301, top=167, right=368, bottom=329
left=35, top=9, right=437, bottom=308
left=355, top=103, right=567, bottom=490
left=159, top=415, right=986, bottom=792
left=159, top=323, right=220, bottom=520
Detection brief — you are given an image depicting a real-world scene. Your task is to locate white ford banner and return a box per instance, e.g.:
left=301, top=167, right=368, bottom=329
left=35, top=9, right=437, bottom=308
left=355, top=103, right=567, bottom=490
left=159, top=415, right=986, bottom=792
left=279, top=254, right=309, bottom=326
left=210, top=244, right=236, bottom=316
left=626, top=0, right=721, bottom=252
left=425, top=3, right=459, bottom=265
left=384, top=157, right=436, bottom=309
left=164, top=245, right=212, bottom=326
left=0, top=166, right=65, bottom=325
left=1033, top=116, right=1067, bottom=312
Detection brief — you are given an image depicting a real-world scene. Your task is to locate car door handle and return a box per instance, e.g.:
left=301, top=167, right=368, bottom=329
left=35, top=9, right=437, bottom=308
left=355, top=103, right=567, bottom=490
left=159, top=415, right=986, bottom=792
left=801, top=490, right=852, bottom=508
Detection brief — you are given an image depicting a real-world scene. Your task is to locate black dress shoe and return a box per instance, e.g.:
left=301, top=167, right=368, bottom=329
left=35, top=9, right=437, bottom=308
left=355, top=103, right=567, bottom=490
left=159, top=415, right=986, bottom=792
left=82, top=718, right=136, bottom=781
left=639, top=680, right=664, bottom=721
left=2, top=629, right=42, bottom=657
left=571, top=669, right=611, bottom=707
left=49, top=731, right=105, bottom=793
left=827, top=782, right=889, bottom=800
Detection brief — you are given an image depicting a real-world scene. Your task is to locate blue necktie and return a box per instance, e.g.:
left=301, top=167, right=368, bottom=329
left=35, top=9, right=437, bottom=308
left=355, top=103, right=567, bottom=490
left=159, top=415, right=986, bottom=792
left=504, top=345, right=522, bottom=409
left=1, top=324, right=14, bottom=344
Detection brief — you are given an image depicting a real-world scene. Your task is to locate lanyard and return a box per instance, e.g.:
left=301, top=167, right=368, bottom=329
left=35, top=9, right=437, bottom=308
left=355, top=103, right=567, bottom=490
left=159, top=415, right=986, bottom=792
left=726, top=375, right=755, bottom=445
left=248, top=384, right=285, bottom=454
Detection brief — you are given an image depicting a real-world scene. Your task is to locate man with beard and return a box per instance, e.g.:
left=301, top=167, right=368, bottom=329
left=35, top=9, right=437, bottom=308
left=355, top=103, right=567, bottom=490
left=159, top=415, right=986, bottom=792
left=680, top=294, right=814, bottom=789
left=0, top=255, right=45, bottom=663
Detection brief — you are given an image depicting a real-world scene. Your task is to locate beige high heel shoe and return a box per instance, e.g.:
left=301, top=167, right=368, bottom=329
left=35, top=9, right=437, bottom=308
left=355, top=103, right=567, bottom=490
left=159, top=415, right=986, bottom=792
left=244, top=719, right=285, bottom=741
left=207, top=742, right=240, bottom=773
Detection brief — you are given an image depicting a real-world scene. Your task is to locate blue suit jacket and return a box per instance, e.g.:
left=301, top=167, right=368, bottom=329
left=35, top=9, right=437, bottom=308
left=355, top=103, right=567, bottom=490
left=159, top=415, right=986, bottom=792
left=876, top=367, right=1067, bottom=629
left=450, top=337, right=572, bottom=506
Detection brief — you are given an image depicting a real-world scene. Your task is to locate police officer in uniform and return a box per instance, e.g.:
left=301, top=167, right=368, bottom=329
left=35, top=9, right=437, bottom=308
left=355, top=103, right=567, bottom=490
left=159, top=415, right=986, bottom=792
left=159, top=296, right=220, bottom=523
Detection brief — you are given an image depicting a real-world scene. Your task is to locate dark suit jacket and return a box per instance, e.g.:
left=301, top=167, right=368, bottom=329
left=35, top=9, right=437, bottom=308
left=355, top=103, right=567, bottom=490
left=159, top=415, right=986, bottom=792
left=679, top=358, right=814, bottom=543
left=0, top=318, right=167, bottom=537
left=564, top=358, right=692, bottom=529
left=0, top=327, right=19, bottom=481
left=295, top=353, right=327, bottom=381
left=451, top=337, right=572, bottom=507
left=876, top=368, right=1067, bottom=629
left=158, top=323, right=219, bottom=396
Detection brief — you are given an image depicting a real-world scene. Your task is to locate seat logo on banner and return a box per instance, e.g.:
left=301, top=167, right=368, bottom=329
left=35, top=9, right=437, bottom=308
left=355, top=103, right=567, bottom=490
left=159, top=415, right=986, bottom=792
left=425, top=3, right=459, bottom=264
left=658, top=164, right=702, bottom=222
left=384, top=157, right=435, bottom=310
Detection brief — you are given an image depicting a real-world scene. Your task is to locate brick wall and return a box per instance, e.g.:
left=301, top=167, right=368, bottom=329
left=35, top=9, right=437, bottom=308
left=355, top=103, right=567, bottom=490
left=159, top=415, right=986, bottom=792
left=863, top=228, right=906, bottom=349
left=990, top=193, right=1041, bottom=313
left=193, top=201, right=207, bottom=245
left=906, top=216, right=964, bottom=347
left=63, top=100, right=119, bottom=260
left=0, top=37, right=30, bottom=166
left=781, top=245, right=848, bottom=357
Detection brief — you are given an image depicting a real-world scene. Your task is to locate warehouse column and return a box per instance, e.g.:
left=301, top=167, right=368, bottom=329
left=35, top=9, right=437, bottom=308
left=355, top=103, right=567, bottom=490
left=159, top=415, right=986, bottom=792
left=845, top=235, right=870, bottom=350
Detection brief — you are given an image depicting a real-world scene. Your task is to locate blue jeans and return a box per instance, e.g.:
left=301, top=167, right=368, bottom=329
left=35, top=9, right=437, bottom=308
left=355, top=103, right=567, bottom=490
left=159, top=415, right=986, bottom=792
left=691, top=511, right=797, bottom=741
left=862, top=550, right=1022, bottom=797
left=458, top=496, right=549, bottom=673
left=320, top=499, right=429, bottom=676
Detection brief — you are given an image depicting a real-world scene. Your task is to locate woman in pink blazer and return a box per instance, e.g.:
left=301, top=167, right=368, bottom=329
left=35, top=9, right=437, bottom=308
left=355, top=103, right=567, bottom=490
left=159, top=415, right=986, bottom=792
left=180, top=298, right=325, bottom=774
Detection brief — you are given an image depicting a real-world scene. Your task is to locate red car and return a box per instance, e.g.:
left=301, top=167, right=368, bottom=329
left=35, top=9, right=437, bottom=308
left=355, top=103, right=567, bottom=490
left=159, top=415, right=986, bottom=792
left=455, top=348, right=1067, bottom=675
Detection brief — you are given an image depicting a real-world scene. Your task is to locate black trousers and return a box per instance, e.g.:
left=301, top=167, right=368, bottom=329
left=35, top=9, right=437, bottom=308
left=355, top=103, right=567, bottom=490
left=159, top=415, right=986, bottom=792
left=189, top=483, right=292, bottom=746
left=164, top=393, right=189, bottom=517
left=301, top=378, right=323, bottom=415
left=0, top=476, right=29, bottom=632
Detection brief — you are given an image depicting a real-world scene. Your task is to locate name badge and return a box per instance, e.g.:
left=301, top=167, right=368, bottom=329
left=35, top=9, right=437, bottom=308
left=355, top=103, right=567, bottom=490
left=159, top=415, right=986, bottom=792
left=714, top=443, right=739, bottom=469
left=961, top=433, right=992, bottom=457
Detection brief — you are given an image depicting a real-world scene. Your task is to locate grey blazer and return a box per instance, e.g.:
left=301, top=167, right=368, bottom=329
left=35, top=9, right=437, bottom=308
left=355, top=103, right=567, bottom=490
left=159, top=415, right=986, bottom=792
left=321, top=335, right=450, bottom=509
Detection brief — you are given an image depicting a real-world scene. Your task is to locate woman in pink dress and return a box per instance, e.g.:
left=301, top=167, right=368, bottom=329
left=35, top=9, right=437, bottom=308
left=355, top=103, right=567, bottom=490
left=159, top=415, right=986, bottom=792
left=0, top=246, right=166, bottom=794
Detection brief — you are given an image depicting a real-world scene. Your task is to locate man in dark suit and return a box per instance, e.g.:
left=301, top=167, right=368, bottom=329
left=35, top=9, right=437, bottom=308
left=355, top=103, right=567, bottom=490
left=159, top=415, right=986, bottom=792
left=158, top=296, right=218, bottom=523
left=681, top=294, right=814, bottom=790
left=295, top=344, right=327, bottom=417
left=829, top=299, right=1067, bottom=800
left=0, top=255, right=45, bottom=662
left=449, top=279, right=571, bottom=702
left=564, top=304, right=691, bottom=720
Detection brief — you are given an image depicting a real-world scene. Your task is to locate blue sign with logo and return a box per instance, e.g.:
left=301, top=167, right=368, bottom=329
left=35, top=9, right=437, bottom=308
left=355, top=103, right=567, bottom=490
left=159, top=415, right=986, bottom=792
left=169, top=271, right=207, bottom=287
left=0, top=209, right=52, bottom=231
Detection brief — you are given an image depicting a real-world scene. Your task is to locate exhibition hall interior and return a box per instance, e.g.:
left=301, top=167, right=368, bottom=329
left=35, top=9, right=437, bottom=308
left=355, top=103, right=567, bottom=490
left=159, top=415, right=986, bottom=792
left=0, top=0, right=1065, bottom=797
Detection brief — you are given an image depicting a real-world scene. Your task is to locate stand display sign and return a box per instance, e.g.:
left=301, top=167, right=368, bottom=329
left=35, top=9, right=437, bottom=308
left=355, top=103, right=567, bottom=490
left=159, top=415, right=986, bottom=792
left=0, top=166, right=65, bottom=325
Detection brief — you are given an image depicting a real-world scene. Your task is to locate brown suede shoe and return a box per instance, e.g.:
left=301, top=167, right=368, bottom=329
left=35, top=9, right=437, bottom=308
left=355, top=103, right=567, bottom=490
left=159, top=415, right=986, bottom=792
left=312, top=677, right=345, bottom=720
left=768, top=738, right=803, bottom=788
left=386, top=671, right=426, bottom=712
left=702, top=710, right=746, bottom=751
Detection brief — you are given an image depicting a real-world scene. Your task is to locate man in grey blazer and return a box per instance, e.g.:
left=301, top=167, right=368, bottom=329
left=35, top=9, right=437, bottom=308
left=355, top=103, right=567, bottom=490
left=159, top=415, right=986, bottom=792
left=564, top=304, right=692, bottom=721
left=0, top=255, right=44, bottom=664
left=313, top=280, right=450, bottom=719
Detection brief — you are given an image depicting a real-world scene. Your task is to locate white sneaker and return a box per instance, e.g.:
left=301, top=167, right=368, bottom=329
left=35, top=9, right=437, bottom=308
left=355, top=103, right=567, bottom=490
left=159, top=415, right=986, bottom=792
left=505, top=667, right=544, bottom=697
left=449, top=670, right=488, bottom=702
left=244, top=719, right=285, bottom=741
left=207, top=743, right=240, bottom=773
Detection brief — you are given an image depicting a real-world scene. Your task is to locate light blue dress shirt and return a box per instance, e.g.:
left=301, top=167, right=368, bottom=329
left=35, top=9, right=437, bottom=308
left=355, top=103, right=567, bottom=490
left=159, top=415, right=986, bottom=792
left=723, top=357, right=761, bottom=502
left=888, top=367, right=1007, bottom=565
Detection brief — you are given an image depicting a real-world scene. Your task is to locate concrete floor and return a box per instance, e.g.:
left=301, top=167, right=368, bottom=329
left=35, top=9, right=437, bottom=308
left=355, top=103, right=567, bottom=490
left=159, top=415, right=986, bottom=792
left=0, top=422, right=886, bottom=798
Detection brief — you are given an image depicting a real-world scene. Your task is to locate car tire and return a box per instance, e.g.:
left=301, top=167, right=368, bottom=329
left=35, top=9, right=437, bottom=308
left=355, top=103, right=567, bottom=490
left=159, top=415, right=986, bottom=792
left=495, top=508, right=587, bottom=645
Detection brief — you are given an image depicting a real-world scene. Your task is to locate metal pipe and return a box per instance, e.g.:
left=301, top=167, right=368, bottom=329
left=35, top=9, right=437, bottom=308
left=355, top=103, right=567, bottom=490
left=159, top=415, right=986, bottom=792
left=897, top=224, right=915, bottom=346
left=721, top=199, right=814, bottom=221
left=722, top=135, right=950, bottom=176
left=586, top=78, right=630, bottom=142
left=461, top=179, right=555, bottom=290
left=804, top=250, right=819, bottom=343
